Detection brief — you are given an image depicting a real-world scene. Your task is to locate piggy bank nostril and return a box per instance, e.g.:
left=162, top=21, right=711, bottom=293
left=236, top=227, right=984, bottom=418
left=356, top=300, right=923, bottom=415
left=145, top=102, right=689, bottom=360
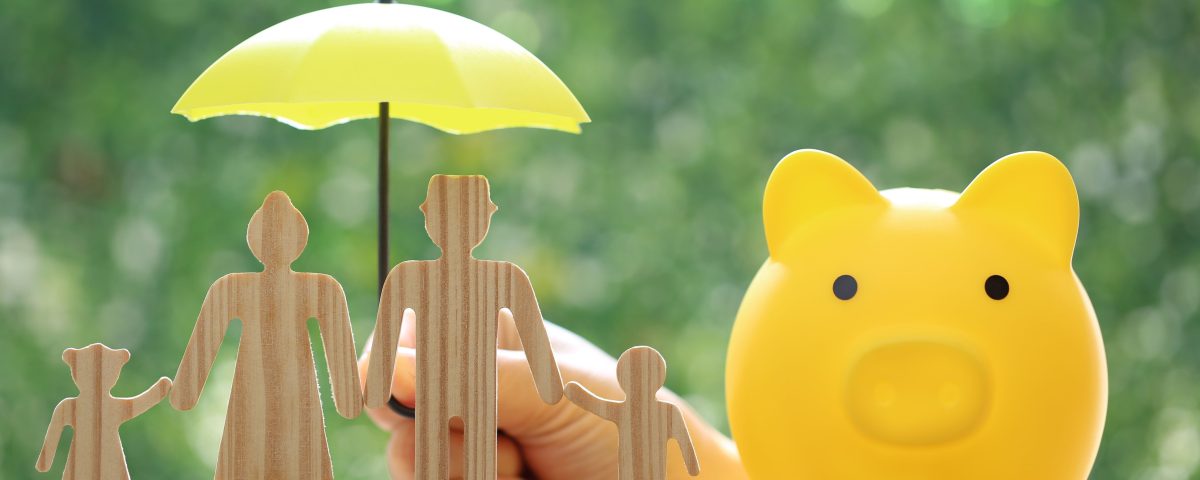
left=846, top=340, right=991, bottom=446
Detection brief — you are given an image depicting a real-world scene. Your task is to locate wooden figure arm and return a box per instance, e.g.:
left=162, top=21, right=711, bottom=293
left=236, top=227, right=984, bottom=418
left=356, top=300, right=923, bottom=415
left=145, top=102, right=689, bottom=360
left=36, top=398, right=73, bottom=472
left=171, top=277, right=234, bottom=411
left=670, top=406, right=701, bottom=476
left=564, top=381, right=619, bottom=422
left=123, top=377, right=172, bottom=421
left=365, top=270, right=405, bottom=409
left=315, top=278, right=362, bottom=419
left=507, top=267, right=564, bottom=404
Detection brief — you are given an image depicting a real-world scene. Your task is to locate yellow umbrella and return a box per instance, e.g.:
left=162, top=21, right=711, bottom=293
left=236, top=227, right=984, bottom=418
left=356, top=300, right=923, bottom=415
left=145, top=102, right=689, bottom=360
left=174, top=0, right=589, bottom=272
left=173, top=3, right=588, bottom=134
left=173, top=1, right=588, bottom=416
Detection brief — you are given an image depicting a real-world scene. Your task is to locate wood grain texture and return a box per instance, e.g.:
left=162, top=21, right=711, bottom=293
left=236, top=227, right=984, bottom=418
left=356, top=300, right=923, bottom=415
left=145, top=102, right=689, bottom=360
left=365, top=175, right=564, bottom=480
left=36, top=343, right=172, bottom=480
left=170, top=191, right=362, bottom=480
left=566, top=346, right=701, bottom=480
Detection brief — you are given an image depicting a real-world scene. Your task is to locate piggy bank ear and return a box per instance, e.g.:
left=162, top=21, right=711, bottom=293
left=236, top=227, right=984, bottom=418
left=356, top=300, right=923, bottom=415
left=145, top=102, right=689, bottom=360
left=763, top=150, right=884, bottom=258
left=953, top=151, right=1079, bottom=266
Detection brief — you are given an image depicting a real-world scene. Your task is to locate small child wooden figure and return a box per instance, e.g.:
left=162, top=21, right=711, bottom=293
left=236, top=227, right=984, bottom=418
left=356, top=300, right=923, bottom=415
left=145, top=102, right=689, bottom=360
left=565, top=346, right=701, bottom=480
left=36, top=343, right=172, bottom=479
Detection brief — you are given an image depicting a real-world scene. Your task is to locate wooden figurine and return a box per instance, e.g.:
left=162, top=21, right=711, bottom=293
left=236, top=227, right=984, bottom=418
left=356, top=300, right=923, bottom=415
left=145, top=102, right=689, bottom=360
left=36, top=343, right=172, bottom=479
left=170, top=191, right=362, bottom=479
left=565, top=346, right=701, bottom=480
left=364, top=175, right=564, bottom=480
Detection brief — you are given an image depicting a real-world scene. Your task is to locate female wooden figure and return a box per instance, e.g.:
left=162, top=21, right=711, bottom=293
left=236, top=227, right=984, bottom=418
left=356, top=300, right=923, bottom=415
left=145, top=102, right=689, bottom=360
left=170, top=191, right=362, bottom=479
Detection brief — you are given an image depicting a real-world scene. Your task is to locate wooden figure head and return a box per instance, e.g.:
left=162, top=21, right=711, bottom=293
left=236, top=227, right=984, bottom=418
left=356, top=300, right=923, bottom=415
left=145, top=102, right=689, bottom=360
left=62, top=343, right=130, bottom=392
left=419, top=175, right=497, bottom=255
left=616, top=346, right=668, bottom=398
left=246, top=191, right=309, bottom=269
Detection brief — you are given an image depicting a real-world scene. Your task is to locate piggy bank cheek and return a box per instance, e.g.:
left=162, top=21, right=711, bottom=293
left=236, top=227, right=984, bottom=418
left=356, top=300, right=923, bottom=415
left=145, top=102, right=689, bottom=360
left=727, top=269, right=846, bottom=475
left=727, top=315, right=818, bottom=475
left=971, top=279, right=1108, bottom=468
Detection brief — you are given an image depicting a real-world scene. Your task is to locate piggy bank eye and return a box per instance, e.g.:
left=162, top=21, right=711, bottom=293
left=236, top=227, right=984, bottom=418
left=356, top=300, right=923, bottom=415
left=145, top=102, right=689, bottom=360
left=833, top=275, right=857, bottom=300
left=985, top=275, right=1009, bottom=300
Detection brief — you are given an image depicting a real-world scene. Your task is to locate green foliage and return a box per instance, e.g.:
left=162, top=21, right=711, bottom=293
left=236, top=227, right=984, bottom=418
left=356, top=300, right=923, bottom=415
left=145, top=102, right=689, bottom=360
left=1, top=0, right=1198, bottom=478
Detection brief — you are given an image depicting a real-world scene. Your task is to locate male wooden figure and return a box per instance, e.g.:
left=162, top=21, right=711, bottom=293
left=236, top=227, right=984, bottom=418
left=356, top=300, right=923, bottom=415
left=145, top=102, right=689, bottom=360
left=170, top=191, right=362, bottom=479
left=36, top=344, right=172, bottom=479
left=365, top=175, right=564, bottom=480
left=565, top=347, right=701, bottom=480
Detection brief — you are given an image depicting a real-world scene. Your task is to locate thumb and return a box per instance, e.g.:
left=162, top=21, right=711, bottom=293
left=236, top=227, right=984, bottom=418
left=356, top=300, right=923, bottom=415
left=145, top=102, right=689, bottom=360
left=362, top=347, right=417, bottom=432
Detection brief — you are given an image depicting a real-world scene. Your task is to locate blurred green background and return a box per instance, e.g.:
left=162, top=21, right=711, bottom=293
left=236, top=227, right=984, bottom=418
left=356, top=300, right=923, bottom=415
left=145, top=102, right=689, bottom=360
left=2, top=0, right=1198, bottom=478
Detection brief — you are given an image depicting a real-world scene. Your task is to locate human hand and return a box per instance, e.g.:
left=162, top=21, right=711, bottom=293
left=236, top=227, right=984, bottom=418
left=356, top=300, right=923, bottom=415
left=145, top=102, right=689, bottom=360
left=358, top=310, right=745, bottom=479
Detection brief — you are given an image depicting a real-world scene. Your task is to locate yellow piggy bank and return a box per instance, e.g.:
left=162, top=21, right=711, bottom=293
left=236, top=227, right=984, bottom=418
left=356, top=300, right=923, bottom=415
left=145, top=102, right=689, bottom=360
left=727, top=150, right=1107, bottom=479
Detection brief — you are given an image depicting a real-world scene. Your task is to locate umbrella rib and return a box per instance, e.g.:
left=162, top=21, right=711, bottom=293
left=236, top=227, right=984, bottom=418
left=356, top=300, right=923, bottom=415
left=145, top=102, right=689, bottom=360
left=431, top=33, right=479, bottom=109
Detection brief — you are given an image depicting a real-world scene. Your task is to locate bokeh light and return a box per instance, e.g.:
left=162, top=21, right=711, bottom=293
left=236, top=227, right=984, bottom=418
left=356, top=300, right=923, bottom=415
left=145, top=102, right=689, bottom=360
left=1, top=0, right=1197, bottom=478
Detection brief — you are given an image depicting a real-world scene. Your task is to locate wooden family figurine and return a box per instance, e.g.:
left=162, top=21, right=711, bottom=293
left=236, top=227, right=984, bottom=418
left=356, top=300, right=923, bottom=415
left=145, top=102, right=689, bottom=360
left=35, top=182, right=695, bottom=480
left=170, top=191, right=362, bottom=479
left=566, top=346, right=701, bottom=480
left=36, top=343, right=172, bottom=480
left=365, top=175, right=564, bottom=480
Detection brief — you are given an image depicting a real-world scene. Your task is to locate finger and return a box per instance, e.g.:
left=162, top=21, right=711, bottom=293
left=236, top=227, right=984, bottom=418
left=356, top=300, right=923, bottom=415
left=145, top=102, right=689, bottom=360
left=361, top=325, right=374, bottom=360
left=357, top=309, right=414, bottom=374
left=386, top=419, right=524, bottom=478
left=496, top=434, right=524, bottom=478
left=364, top=347, right=418, bottom=431
left=459, top=432, right=522, bottom=478
left=399, top=308, right=416, bottom=348
left=497, top=308, right=523, bottom=351
left=386, top=422, right=416, bottom=480
left=360, top=309, right=418, bottom=430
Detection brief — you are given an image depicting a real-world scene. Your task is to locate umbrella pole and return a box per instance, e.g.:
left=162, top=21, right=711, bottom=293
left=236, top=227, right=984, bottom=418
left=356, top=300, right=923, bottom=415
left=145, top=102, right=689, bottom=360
left=379, top=101, right=417, bottom=419
left=376, top=0, right=394, bottom=295
left=373, top=0, right=413, bottom=419
left=378, top=101, right=389, bottom=296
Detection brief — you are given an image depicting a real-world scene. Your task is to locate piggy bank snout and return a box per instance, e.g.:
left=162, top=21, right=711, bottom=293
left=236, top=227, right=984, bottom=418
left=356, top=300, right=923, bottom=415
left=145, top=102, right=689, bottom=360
left=846, top=340, right=991, bottom=447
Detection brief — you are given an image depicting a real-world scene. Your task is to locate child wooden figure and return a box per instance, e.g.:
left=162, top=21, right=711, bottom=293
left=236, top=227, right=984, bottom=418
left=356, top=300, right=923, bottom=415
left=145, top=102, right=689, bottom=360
left=36, top=343, right=172, bottom=479
left=565, top=346, right=701, bottom=480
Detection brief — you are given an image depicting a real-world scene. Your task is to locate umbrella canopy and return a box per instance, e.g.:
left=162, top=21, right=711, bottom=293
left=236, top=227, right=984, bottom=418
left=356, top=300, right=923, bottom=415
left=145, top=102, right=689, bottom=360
left=172, top=3, right=589, bottom=133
